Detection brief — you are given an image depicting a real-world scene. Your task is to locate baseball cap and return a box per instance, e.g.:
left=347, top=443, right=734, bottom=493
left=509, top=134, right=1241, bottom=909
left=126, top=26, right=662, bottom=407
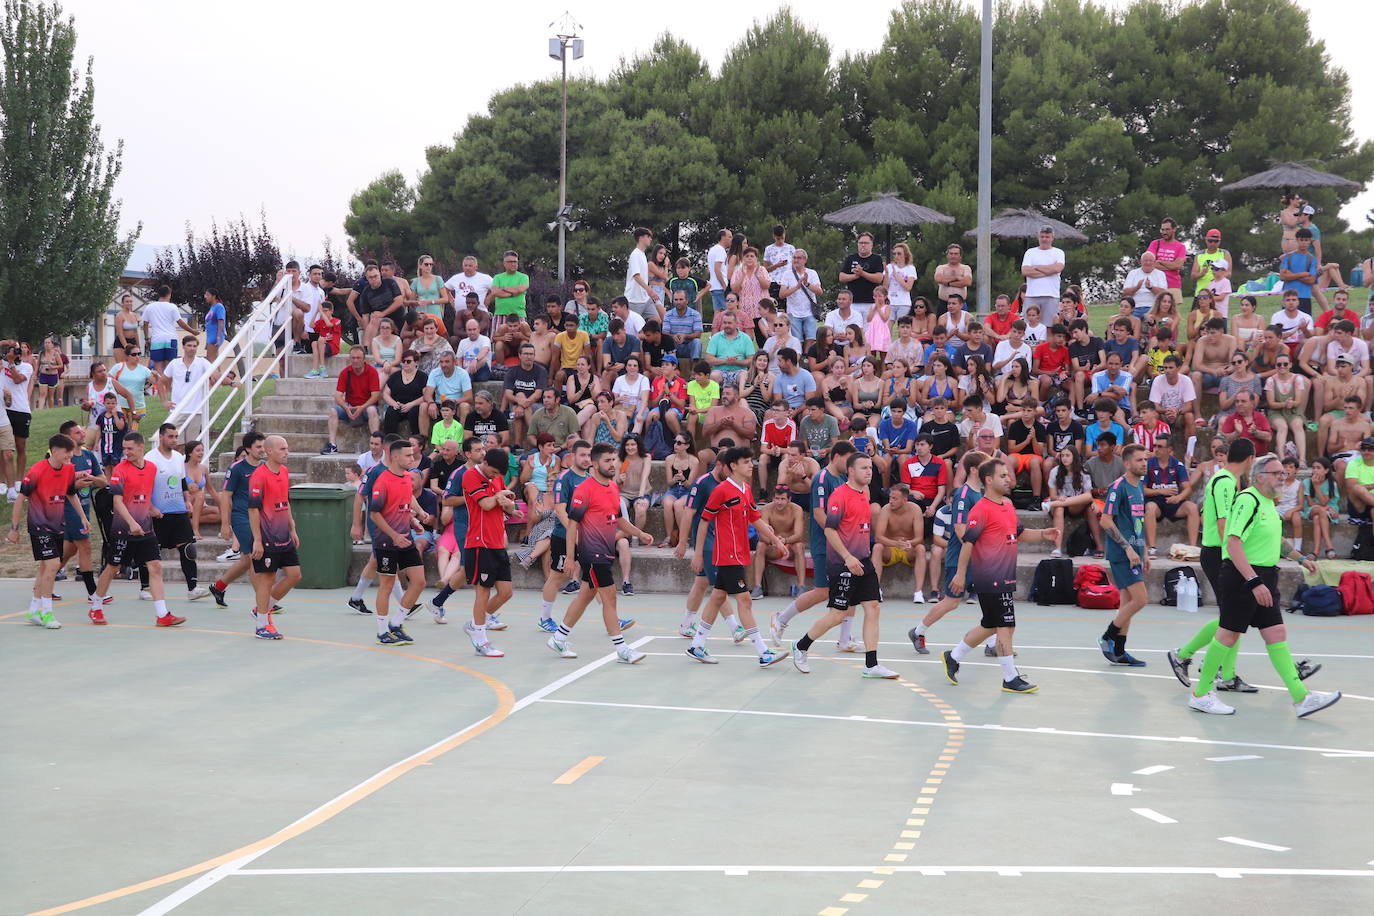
left=1206, top=228, right=1221, bottom=239
left=1301, top=205, right=1316, bottom=215
left=661, top=352, right=678, bottom=364
left=1336, top=354, right=1353, bottom=365
left=1360, top=436, right=1374, bottom=450
left=773, top=485, right=790, bottom=495
left=1213, top=258, right=1229, bottom=271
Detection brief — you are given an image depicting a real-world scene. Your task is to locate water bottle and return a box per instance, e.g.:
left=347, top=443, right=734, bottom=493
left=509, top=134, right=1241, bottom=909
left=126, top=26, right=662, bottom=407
left=1178, top=574, right=1199, bottom=614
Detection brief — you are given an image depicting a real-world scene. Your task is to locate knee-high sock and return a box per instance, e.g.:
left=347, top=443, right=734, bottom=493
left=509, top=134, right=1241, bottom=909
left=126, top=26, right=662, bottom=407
left=1221, top=641, right=1239, bottom=680
left=138, top=565, right=150, bottom=589
left=180, top=544, right=198, bottom=590
left=1266, top=641, right=1308, bottom=702
left=80, top=570, right=97, bottom=596
left=1178, top=619, right=1219, bottom=659
left=1193, top=638, right=1229, bottom=698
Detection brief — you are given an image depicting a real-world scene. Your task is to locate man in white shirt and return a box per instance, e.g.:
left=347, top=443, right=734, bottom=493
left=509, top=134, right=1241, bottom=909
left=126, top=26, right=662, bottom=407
left=778, top=248, right=822, bottom=345
left=1271, top=291, right=1314, bottom=347
left=824, top=290, right=864, bottom=339
left=706, top=228, right=732, bottom=316
left=1148, top=354, right=1198, bottom=430
left=611, top=297, right=646, bottom=337
left=991, top=320, right=1032, bottom=377
left=624, top=227, right=660, bottom=320
left=141, top=286, right=195, bottom=379
left=291, top=264, right=327, bottom=352
left=456, top=318, right=493, bottom=382
left=1021, top=227, right=1066, bottom=312
left=167, top=336, right=217, bottom=439
left=444, top=256, right=493, bottom=312
left=763, top=225, right=795, bottom=287
left=1, top=344, right=33, bottom=495
left=1122, top=251, right=1167, bottom=312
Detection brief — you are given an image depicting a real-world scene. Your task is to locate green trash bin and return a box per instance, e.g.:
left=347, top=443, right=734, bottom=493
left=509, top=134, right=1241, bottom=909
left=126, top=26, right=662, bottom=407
left=289, top=483, right=356, bottom=588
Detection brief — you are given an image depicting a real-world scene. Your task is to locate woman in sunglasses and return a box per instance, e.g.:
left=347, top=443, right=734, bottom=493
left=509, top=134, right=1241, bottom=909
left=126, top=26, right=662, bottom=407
left=659, top=434, right=699, bottom=549
left=1265, top=354, right=1309, bottom=462
left=1215, top=349, right=1262, bottom=428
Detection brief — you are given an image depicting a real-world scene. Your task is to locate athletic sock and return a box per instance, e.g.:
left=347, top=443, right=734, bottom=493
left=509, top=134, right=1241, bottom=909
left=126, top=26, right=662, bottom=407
left=864, top=650, right=878, bottom=668
left=777, top=601, right=800, bottom=625
left=40, top=596, right=53, bottom=614
left=388, top=605, right=406, bottom=627
left=839, top=618, right=854, bottom=643
left=680, top=610, right=697, bottom=628
left=28, top=596, right=40, bottom=613
left=376, top=615, right=390, bottom=636
left=473, top=622, right=488, bottom=644
left=180, top=552, right=197, bottom=590
left=213, top=578, right=227, bottom=592
left=998, top=654, right=1017, bottom=680
left=983, top=634, right=996, bottom=649
left=950, top=640, right=972, bottom=662
left=81, top=570, right=97, bottom=595
left=541, top=600, right=555, bottom=617
left=557, top=623, right=571, bottom=637
left=1178, top=619, right=1219, bottom=660
left=1104, top=622, right=1126, bottom=657
left=1266, top=641, right=1308, bottom=702
left=746, top=627, right=767, bottom=654
left=138, top=566, right=150, bottom=589
left=391, top=581, right=403, bottom=602
left=92, top=593, right=107, bottom=608
left=796, top=633, right=814, bottom=652
left=351, top=577, right=373, bottom=601
left=1192, top=638, right=1229, bottom=698
left=913, top=622, right=928, bottom=638
left=611, top=634, right=625, bottom=649
left=690, top=620, right=712, bottom=651
left=1221, top=642, right=1240, bottom=681
left=1292, top=537, right=1303, bottom=552
left=721, top=614, right=739, bottom=632
left=432, top=584, right=455, bottom=607
left=153, top=599, right=168, bottom=618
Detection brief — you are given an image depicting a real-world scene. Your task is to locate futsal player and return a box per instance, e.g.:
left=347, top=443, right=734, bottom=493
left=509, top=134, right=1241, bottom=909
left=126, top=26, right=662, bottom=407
left=908, top=450, right=993, bottom=654
left=209, top=431, right=266, bottom=607
left=677, top=442, right=739, bottom=639
left=686, top=446, right=788, bottom=667
left=246, top=435, right=301, bottom=640
left=347, top=433, right=405, bottom=615
left=9, top=434, right=88, bottom=629
left=788, top=452, right=900, bottom=679
left=1099, top=444, right=1149, bottom=666
left=90, top=432, right=183, bottom=627
left=546, top=442, right=654, bottom=663
left=56, top=419, right=106, bottom=600
left=148, top=423, right=211, bottom=600
left=1186, top=454, right=1340, bottom=717
left=539, top=440, right=590, bottom=631
left=368, top=439, right=427, bottom=645
left=459, top=448, right=517, bottom=657
left=942, top=460, right=1058, bottom=693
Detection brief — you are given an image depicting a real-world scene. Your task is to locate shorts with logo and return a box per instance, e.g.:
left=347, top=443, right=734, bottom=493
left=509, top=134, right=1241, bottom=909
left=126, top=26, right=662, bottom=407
left=827, top=557, right=882, bottom=610
left=550, top=535, right=569, bottom=573
left=153, top=512, right=196, bottom=548
left=582, top=562, right=615, bottom=588
left=64, top=503, right=91, bottom=541
left=109, top=533, right=161, bottom=568
left=1109, top=557, right=1144, bottom=588
left=375, top=545, right=423, bottom=575
left=713, top=563, right=749, bottom=595
left=28, top=527, right=63, bottom=562
left=1218, top=561, right=1282, bottom=633
left=6, top=409, right=32, bottom=439
left=978, top=590, right=1017, bottom=629
left=252, top=546, right=300, bottom=574
left=463, top=545, right=511, bottom=586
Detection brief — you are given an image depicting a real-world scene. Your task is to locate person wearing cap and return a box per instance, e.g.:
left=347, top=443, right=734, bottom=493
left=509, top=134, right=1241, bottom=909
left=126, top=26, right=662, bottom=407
left=1191, top=228, right=1231, bottom=291
left=1021, top=226, right=1066, bottom=313
left=647, top=353, right=688, bottom=437
left=1344, top=437, right=1374, bottom=558
left=1296, top=204, right=1349, bottom=312
left=1146, top=217, right=1188, bottom=305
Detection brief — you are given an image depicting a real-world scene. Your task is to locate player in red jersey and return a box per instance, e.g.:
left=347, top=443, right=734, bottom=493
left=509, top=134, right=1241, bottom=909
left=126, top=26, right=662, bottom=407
left=89, top=431, right=183, bottom=627
left=945, top=459, right=1058, bottom=693
left=788, top=453, right=901, bottom=678
left=8, top=434, right=88, bottom=629
left=369, top=439, right=429, bottom=646
left=686, top=446, right=789, bottom=667
left=546, top=442, right=655, bottom=663
left=460, top=449, right=517, bottom=657
left=247, top=435, right=300, bottom=640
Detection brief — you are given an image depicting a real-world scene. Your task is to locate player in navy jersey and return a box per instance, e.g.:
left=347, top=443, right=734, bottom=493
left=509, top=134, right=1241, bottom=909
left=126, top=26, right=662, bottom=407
left=686, top=446, right=789, bottom=667
left=788, top=453, right=901, bottom=678
left=769, top=441, right=856, bottom=647
left=537, top=440, right=592, bottom=631
left=209, top=432, right=266, bottom=607
left=546, top=442, right=655, bottom=664
left=369, top=439, right=429, bottom=645
left=9, top=434, right=87, bottom=629
left=1099, top=443, right=1150, bottom=666
left=247, top=435, right=300, bottom=640
left=57, top=419, right=107, bottom=600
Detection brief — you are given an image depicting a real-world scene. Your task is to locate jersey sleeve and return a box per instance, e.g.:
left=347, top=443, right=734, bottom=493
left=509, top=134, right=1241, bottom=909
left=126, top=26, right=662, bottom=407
left=824, top=492, right=845, bottom=530
left=1227, top=491, right=1261, bottom=538
left=700, top=485, right=726, bottom=522
left=368, top=482, right=388, bottom=515
left=247, top=471, right=264, bottom=510
left=962, top=499, right=988, bottom=543
left=1103, top=479, right=1122, bottom=520
left=18, top=464, right=38, bottom=497
left=567, top=486, right=589, bottom=523
left=1212, top=475, right=1237, bottom=518
left=108, top=469, right=125, bottom=499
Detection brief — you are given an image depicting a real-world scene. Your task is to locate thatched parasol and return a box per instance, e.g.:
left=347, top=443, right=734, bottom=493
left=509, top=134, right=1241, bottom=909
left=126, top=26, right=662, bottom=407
left=963, top=208, right=1089, bottom=242
left=823, top=192, right=955, bottom=253
left=1221, top=161, right=1361, bottom=195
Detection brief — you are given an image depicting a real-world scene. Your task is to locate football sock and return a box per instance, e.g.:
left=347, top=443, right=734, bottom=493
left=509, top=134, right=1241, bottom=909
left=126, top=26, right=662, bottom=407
left=376, top=615, right=390, bottom=636
left=557, top=623, right=571, bottom=637
left=839, top=618, right=854, bottom=643
left=865, top=650, right=878, bottom=668
left=680, top=610, right=697, bottom=628
left=541, top=600, right=554, bottom=617
left=388, top=605, right=405, bottom=627
left=1266, top=641, right=1308, bottom=702
left=1178, top=619, right=1218, bottom=660
left=138, top=566, right=150, bottom=589
left=81, top=571, right=97, bottom=595
left=778, top=601, right=800, bottom=625
left=432, top=584, right=456, bottom=607
left=796, top=633, right=814, bottom=652
left=1193, top=639, right=1229, bottom=699
left=1222, top=642, right=1239, bottom=680
left=913, top=622, right=928, bottom=637
left=950, top=640, right=973, bottom=662
left=391, top=581, right=403, bottom=602
left=153, top=600, right=168, bottom=618
left=721, top=614, right=739, bottom=632
left=984, top=634, right=997, bottom=649
left=611, top=634, right=625, bottom=649
left=998, top=654, right=1017, bottom=680
left=690, top=620, right=711, bottom=651
left=351, top=577, right=372, bottom=601
left=746, top=627, right=767, bottom=654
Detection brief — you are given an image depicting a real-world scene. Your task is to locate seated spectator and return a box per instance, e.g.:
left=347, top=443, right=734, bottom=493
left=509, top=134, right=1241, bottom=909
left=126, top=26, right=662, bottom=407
left=553, top=314, right=592, bottom=386
left=382, top=350, right=428, bottom=436
left=491, top=315, right=532, bottom=366
left=528, top=387, right=580, bottom=449
left=897, top=435, right=949, bottom=538
left=1091, top=352, right=1135, bottom=419
left=1219, top=390, right=1273, bottom=455
left=757, top=403, right=799, bottom=489
left=1067, top=319, right=1105, bottom=414
left=410, top=316, right=455, bottom=376
left=1143, top=438, right=1199, bottom=554
left=323, top=347, right=381, bottom=454
left=455, top=318, right=493, bottom=382
left=464, top=390, right=510, bottom=446
left=663, top=289, right=704, bottom=361
left=639, top=320, right=678, bottom=377
left=424, top=350, right=473, bottom=425
left=430, top=401, right=464, bottom=450
left=648, top=354, right=688, bottom=436
left=599, top=319, right=641, bottom=391
left=305, top=301, right=342, bottom=379
left=704, top=383, right=757, bottom=449
left=1148, top=354, right=1197, bottom=430
left=684, top=360, right=720, bottom=444
left=1122, top=251, right=1167, bottom=313
left=798, top=396, right=839, bottom=458
left=1104, top=318, right=1144, bottom=380
left=1084, top=433, right=1124, bottom=500
left=705, top=311, right=757, bottom=388
left=502, top=343, right=549, bottom=446
left=1045, top=445, right=1102, bottom=558
left=917, top=397, right=960, bottom=462
left=874, top=483, right=929, bottom=602
left=1038, top=398, right=1086, bottom=481
left=1084, top=398, right=1127, bottom=451
left=1032, top=324, right=1071, bottom=400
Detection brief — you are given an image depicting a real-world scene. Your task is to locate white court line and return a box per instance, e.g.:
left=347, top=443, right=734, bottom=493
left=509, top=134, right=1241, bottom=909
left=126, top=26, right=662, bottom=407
left=536, top=697, right=1374, bottom=757
left=1134, top=765, right=1174, bottom=776
left=136, top=636, right=655, bottom=916
left=1110, top=783, right=1139, bottom=796
left=1219, top=837, right=1291, bottom=853
left=1206, top=755, right=1262, bottom=762
left=703, top=636, right=1374, bottom=660
left=230, top=864, right=1374, bottom=878
left=1131, top=808, right=1178, bottom=825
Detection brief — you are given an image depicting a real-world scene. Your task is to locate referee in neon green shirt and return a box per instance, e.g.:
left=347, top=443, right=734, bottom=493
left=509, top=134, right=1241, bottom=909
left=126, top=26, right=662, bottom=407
left=1187, top=454, right=1340, bottom=717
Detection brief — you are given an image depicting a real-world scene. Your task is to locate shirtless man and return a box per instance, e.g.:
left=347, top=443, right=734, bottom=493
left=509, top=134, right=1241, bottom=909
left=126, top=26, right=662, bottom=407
left=492, top=316, right=532, bottom=364
left=1326, top=394, right=1374, bottom=488
left=528, top=314, right=557, bottom=369
left=778, top=441, right=819, bottom=510
left=1322, top=320, right=1374, bottom=408
left=875, top=483, right=928, bottom=603
left=703, top=384, right=757, bottom=449
left=1187, top=318, right=1236, bottom=398
left=1316, top=357, right=1367, bottom=451
left=750, top=485, right=807, bottom=600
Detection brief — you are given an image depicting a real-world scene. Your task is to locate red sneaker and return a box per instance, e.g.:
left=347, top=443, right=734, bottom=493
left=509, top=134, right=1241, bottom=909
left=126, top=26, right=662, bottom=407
left=156, top=614, right=187, bottom=627
left=89, top=607, right=107, bottom=625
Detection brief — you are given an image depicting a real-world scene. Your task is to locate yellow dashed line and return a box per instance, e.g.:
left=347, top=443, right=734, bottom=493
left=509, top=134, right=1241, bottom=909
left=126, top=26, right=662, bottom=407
left=857, top=879, right=883, bottom=889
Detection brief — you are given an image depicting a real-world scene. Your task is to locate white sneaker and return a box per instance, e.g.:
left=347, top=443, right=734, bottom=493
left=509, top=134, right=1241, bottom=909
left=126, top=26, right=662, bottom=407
left=428, top=600, right=447, bottom=624
left=462, top=620, right=484, bottom=649
left=486, top=613, right=508, bottom=631
left=790, top=642, right=811, bottom=674
left=547, top=634, right=577, bottom=658
left=678, top=622, right=696, bottom=638
left=863, top=663, right=900, bottom=679
left=1049, top=548, right=1063, bottom=558
left=139, top=590, right=153, bottom=601
left=768, top=612, right=786, bottom=647
left=475, top=642, right=504, bottom=658
left=187, top=585, right=211, bottom=600
left=836, top=639, right=860, bottom=653
left=1188, top=692, right=1236, bottom=716
left=732, top=625, right=747, bottom=644
left=6, top=486, right=17, bottom=501
left=1294, top=689, right=1342, bottom=718
left=912, top=590, right=925, bottom=603
left=616, top=647, right=646, bottom=664
left=216, top=548, right=240, bottom=562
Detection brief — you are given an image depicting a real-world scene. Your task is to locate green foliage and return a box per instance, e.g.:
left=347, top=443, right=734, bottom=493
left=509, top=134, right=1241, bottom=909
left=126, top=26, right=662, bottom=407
left=145, top=215, right=281, bottom=328
left=0, top=0, right=136, bottom=340
left=346, top=0, right=1372, bottom=305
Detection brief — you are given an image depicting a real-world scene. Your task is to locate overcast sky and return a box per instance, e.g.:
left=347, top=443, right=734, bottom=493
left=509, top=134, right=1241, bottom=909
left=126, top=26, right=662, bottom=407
left=61, top=0, right=1372, bottom=263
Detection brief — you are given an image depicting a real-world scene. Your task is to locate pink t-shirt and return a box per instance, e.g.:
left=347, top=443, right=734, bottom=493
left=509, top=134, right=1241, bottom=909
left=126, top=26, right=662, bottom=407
left=1147, top=239, right=1188, bottom=288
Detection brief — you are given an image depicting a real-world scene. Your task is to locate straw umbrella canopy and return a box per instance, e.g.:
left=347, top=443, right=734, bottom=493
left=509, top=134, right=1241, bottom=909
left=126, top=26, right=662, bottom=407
left=964, top=208, right=1089, bottom=242
left=823, top=192, right=955, bottom=254
left=1221, top=161, right=1361, bottom=196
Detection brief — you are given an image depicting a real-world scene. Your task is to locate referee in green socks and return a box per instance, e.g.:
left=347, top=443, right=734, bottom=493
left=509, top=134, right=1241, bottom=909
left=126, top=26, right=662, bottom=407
left=1186, top=454, right=1341, bottom=717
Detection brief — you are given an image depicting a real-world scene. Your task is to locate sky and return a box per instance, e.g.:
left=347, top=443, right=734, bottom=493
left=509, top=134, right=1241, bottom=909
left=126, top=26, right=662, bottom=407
left=58, top=0, right=1373, bottom=265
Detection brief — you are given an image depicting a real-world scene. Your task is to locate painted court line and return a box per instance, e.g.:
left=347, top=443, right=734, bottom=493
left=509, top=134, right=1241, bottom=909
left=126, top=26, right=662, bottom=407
left=1131, top=808, right=1178, bottom=825
left=1134, top=765, right=1174, bottom=776
left=1110, top=783, right=1140, bottom=796
left=229, top=864, right=1374, bottom=879
left=536, top=698, right=1374, bottom=758
left=1218, top=837, right=1291, bottom=853
left=1206, top=755, right=1262, bottom=762
left=553, top=756, right=606, bottom=785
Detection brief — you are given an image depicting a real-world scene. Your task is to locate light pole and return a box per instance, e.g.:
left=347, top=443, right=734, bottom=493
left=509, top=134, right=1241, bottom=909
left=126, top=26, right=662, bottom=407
left=976, top=0, right=992, bottom=315
left=548, top=15, right=584, bottom=284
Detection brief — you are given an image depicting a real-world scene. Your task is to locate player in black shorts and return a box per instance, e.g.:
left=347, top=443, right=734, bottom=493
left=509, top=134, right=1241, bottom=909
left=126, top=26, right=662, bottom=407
left=368, top=439, right=430, bottom=645
left=247, top=436, right=300, bottom=640
left=9, top=434, right=89, bottom=630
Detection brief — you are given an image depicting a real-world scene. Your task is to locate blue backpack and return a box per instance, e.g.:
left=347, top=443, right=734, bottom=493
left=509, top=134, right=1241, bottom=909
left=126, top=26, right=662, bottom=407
left=1289, top=583, right=1343, bottom=617
left=642, top=413, right=673, bottom=460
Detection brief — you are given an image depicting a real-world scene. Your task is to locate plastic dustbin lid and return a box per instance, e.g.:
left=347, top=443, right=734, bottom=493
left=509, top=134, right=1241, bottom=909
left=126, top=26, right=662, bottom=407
left=288, top=483, right=356, bottom=498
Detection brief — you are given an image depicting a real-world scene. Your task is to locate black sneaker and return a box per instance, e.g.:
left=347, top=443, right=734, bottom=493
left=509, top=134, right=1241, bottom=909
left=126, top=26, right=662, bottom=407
left=561, top=579, right=580, bottom=595
left=55, top=567, right=68, bottom=581
left=349, top=597, right=372, bottom=615
left=210, top=583, right=228, bottom=608
left=1166, top=649, right=1191, bottom=687
left=320, top=442, right=339, bottom=454
left=1297, top=659, right=1322, bottom=680
left=1002, top=675, right=1038, bottom=693
left=1215, top=675, right=1258, bottom=693
left=621, top=581, right=635, bottom=596
left=941, top=649, right=959, bottom=685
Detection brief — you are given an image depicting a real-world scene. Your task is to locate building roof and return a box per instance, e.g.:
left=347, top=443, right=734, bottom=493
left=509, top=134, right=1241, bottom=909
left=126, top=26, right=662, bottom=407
left=123, top=241, right=170, bottom=280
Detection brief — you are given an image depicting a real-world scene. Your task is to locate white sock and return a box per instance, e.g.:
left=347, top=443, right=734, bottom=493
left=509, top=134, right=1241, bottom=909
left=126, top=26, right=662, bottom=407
left=998, top=654, right=1017, bottom=680
left=541, top=600, right=555, bottom=618
left=41, top=596, right=52, bottom=613
left=352, top=577, right=372, bottom=601
left=721, top=614, right=739, bottom=632
left=914, top=622, right=929, bottom=637
left=777, top=601, right=800, bottom=625
left=839, top=618, right=853, bottom=643
left=391, top=581, right=403, bottom=602
left=691, top=620, right=711, bottom=651
left=1293, top=538, right=1303, bottom=551
left=388, top=605, right=406, bottom=626
left=951, top=640, right=972, bottom=662
left=376, top=614, right=390, bottom=636
left=749, top=629, right=768, bottom=654
left=473, top=623, right=488, bottom=642
left=680, top=610, right=696, bottom=627
left=92, top=594, right=107, bottom=607
left=29, top=596, right=40, bottom=612
left=154, top=599, right=168, bottom=618
left=984, top=635, right=997, bottom=648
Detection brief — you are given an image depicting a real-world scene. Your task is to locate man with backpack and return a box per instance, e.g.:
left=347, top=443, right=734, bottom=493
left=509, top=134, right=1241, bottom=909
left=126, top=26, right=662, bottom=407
left=1183, top=455, right=1341, bottom=718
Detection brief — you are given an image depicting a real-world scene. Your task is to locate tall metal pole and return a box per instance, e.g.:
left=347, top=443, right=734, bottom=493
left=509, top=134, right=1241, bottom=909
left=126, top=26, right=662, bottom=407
left=976, top=0, right=993, bottom=316
left=558, top=41, right=568, bottom=284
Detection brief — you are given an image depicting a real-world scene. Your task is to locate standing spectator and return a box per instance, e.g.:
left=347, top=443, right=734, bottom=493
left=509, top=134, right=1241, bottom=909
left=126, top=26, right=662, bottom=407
left=623, top=227, right=660, bottom=321
left=108, top=343, right=152, bottom=430
left=933, top=244, right=972, bottom=313
left=203, top=289, right=227, bottom=362
left=707, top=228, right=732, bottom=316
left=322, top=348, right=381, bottom=454
left=424, top=351, right=474, bottom=424
left=489, top=250, right=530, bottom=324
left=839, top=232, right=884, bottom=322
left=167, top=336, right=216, bottom=439
left=1122, top=251, right=1168, bottom=313
left=502, top=343, right=549, bottom=445
left=1280, top=229, right=1320, bottom=314
left=290, top=264, right=327, bottom=355
left=764, top=225, right=795, bottom=294
left=411, top=254, right=452, bottom=336
left=779, top=249, right=823, bottom=346
left=1146, top=217, right=1188, bottom=304
left=730, top=247, right=771, bottom=338
left=455, top=318, right=493, bottom=382
left=647, top=244, right=671, bottom=309
left=444, top=256, right=493, bottom=317
left=142, top=286, right=195, bottom=397
left=113, top=293, right=141, bottom=360
left=1021, top=227, right=1066, bottom=313
left=350, top=265, right=404, bottom=357
left=663, top=289, right=705, bottom=361
left=1296, top=205, right=1349, bottom=311
left=667, top=258, right=703, bottom=315
left=1191, top=228, right=1231, bottom=294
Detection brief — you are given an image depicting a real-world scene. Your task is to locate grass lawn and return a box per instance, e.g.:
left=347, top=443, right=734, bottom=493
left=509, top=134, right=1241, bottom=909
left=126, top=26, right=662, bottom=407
left=1083, top=287, right=1370, bottom=330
